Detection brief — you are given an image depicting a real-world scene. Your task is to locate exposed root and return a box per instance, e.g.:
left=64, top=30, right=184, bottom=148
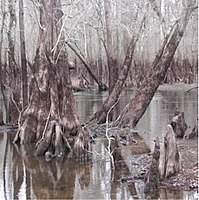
left=34, top=120, right=72, bottom=159
left=72, top=126, right=92, bottom=162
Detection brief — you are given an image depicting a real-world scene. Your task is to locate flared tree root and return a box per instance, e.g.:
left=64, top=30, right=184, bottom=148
left=71, top=125, right=92, bottom=162
left=34, top=120, right=72, bottom=159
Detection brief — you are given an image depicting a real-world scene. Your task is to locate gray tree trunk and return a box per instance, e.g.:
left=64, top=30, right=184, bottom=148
left=113, top=6, right=197, bottom=128
left=19, top=0, right=28, bottom=108
left=13, top=1, right=89, bottom=160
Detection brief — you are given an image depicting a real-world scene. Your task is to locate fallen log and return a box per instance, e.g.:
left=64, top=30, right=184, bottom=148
left=159, top=124, right=182, bottom=179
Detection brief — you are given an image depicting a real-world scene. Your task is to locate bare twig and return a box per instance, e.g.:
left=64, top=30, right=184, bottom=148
left=105, top=98, right=120, bottom=170
left=186, top=86, right=198, bottom=93
left=35, top=112, right=51, bottom=147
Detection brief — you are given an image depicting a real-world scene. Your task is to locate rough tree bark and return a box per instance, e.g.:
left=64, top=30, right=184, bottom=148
left=19, top=0, right=28, bottom=108
left=144, top=137, right=160, bottom=193
left=7, top=0, right=21, bottom=124
left=159, top=125, right=181, bottom=178
left=13, top=1, right=89, bottom=159
left=113, top=5, right=197, bottom=128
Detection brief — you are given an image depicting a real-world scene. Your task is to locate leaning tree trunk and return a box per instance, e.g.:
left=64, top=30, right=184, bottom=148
left=113, top=5, right=197, bottom=128
left=13, top=1, right=87, bottom=159
left=66, top=42, right=107, bottom=91
left=89, top=14, right=146, bottom=124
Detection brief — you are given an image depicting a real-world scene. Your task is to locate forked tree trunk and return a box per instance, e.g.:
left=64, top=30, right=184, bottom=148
left=113, top=6, right=197, bottom=128
left=89, top=15, right=146, bottom=124
left=13, top=1, right=89, bottom=159
left=159, top=125, right=181, bottom=178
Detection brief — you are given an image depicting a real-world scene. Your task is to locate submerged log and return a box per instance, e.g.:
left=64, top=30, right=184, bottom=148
left=184, top=117, right=198, bottom=139
left=144, top=137, right=160, bottom=193
left=170, top=111, right=187, bottom=138
left=159, top=125, right=182, bottom=179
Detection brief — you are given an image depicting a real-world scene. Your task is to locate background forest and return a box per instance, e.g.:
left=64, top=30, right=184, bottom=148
left=0, top=0, right=198, bottom=147
left=0, top=1, right=198, bottom=199
left=0, top=0, right=197, bottom=104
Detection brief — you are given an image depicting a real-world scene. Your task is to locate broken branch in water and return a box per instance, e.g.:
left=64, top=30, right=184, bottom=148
left=186, top=86, right=198, bottom=93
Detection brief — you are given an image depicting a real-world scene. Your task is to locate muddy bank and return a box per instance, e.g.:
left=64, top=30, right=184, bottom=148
left=88, top=122, right=198, bottom=192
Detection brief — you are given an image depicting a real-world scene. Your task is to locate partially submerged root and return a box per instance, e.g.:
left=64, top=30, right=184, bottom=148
left=13, top=115, right=38, bottom=144
left=35, top=120, right=72, bottom=159
left=72, top=126, right=92, bottom=162
left=14, top=116, right=92, bottom=162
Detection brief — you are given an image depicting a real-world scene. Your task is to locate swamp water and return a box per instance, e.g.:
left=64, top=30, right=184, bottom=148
left=0, top=84, right=198, bottom=199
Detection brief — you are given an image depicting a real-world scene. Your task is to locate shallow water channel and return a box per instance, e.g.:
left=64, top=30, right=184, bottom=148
left=0, top=84, right=198, bottom=199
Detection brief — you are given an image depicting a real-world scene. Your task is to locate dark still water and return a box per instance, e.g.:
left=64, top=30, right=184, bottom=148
left=0, top=84, right=198, bottom=199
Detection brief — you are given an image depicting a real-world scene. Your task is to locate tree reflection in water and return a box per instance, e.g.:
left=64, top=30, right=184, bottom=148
left=12, top=143, right=92, bottom=199
left=0, top=84, right=198, bottom=200
left=0, top=130, right=197, bottom=200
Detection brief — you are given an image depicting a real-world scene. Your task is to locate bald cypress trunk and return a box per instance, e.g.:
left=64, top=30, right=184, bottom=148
left=13, top=1, right=89, bottom=159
